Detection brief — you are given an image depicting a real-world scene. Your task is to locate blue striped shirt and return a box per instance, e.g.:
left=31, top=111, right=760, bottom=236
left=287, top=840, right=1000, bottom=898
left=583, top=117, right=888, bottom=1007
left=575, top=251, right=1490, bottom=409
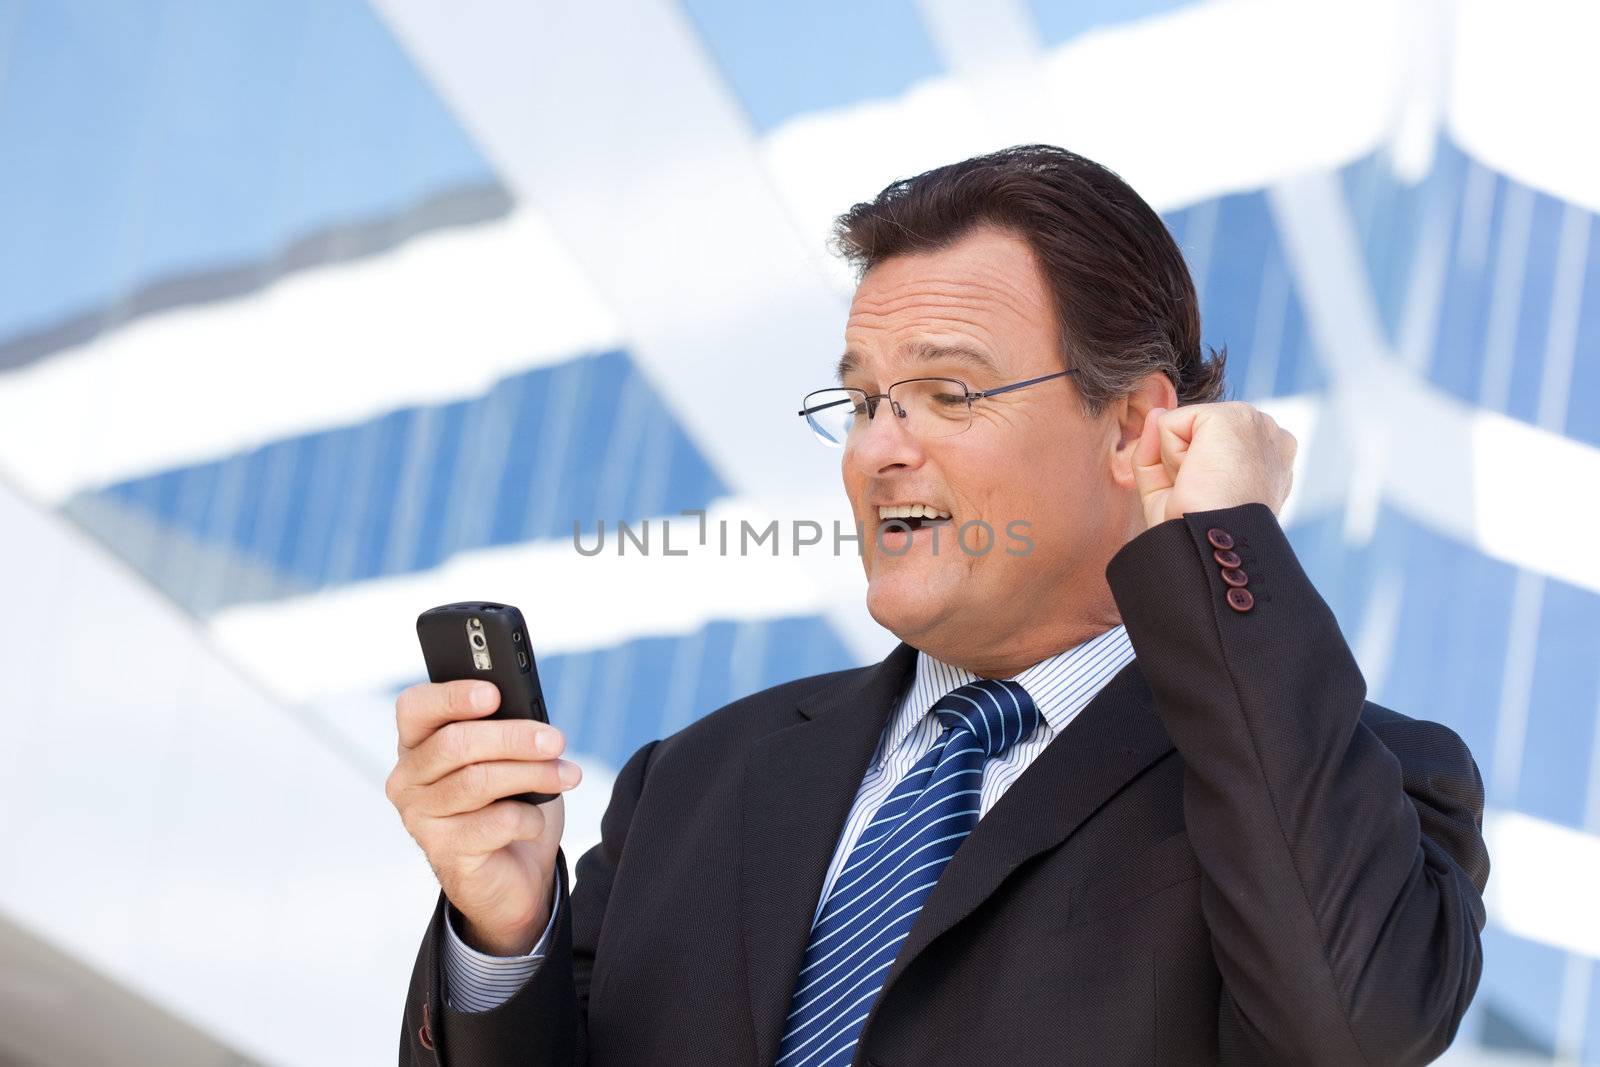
left=441, top=624, right=1137, bottom=1013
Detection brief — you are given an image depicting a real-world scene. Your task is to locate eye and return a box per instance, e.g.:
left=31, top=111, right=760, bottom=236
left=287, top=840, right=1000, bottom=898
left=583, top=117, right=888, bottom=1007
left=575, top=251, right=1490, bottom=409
left=930, top=391, right=968, bottom=407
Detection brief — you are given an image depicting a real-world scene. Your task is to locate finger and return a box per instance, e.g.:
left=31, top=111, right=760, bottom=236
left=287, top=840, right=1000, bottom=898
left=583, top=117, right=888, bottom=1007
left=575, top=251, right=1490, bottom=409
left=396, top=680, right=502, bottom=750
left=1132, top=406, right=1163, bottom=467
left=1156, top=406, right=1200, bottom=477
left=421, top=758, right=582, bottom=818
left=1132, top=407, right=1174, bottom=499
left=436, top=799, right=549, bottom=858
left=1278, top=426, right=1298, bottom=460
left=408, top=717, right=566, bottom=787
left=1279, top=429, right=1298, bottom=502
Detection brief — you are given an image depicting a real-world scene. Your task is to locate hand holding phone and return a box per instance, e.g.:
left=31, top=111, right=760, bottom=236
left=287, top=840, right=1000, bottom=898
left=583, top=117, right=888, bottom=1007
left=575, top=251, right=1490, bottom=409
left=384, top=601, right=580, bottom=955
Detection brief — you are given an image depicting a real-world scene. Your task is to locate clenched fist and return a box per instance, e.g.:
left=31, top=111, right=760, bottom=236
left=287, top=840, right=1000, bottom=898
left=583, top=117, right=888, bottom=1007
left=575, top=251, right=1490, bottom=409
left=386, top=679, right=582, bottom=956
left=1132, top=401, right=1297, bottom=530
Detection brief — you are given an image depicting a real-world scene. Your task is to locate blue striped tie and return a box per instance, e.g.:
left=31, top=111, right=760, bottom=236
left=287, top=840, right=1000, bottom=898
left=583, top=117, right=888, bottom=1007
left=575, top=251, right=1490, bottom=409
left=775, top=677, right=1042, bottom=1067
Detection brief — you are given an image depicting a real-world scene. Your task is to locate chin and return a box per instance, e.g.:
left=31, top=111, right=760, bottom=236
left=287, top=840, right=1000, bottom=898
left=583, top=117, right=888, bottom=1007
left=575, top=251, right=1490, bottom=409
left=865, top=567, right=954, bottom=640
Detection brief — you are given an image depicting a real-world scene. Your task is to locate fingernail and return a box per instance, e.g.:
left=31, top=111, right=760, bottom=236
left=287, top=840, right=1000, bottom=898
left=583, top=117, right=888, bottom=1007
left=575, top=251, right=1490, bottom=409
left=537, top=729, right=560, bottom=755
left=472, top=684, right=495, bottom=710
left=558, top=761, right=581, bottom=786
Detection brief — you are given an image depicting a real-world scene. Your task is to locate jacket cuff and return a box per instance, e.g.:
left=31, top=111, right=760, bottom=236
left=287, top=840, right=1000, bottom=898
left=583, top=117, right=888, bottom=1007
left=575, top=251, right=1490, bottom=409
left=1106, top=501, right=1291, bottom=626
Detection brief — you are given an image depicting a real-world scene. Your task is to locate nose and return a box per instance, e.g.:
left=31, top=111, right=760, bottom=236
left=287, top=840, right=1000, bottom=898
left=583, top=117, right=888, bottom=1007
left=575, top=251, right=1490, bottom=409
left=846, top=397, right=925, bottom=475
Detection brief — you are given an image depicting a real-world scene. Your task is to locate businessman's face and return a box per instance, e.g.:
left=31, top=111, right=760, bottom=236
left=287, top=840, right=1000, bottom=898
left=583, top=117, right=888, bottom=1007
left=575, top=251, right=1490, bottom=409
left=841, top=224, right=1134, bottom=671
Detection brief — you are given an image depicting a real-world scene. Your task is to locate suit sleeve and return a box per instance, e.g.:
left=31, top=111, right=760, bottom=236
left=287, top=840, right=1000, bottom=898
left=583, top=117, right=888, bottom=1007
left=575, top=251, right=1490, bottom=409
left=1105, top=502, right=1489, bottom=1067
left=399, top=738, right=663, bottom=1066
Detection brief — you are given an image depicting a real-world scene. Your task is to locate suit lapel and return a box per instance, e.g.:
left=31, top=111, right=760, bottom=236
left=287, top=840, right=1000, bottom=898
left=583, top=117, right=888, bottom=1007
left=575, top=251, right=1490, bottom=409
left=740, top=641, right=919, bottom=1067
left=739, top=648, right=1174, bottom=1065
left=864, top=657, right=1174, bottom=1029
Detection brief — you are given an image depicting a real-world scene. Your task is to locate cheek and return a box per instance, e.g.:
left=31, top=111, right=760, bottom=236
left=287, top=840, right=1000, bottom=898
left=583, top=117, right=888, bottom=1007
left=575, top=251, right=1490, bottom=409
left=841, top=462, right=868, bottom=516
left=972, top=440, right=1093, bottom=551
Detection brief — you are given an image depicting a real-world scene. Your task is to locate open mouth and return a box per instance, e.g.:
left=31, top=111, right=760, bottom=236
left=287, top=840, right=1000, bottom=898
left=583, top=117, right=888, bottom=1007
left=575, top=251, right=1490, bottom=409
left=876, top=504, right=952, bottom=538
left=882, top=515, right=947, bottom=532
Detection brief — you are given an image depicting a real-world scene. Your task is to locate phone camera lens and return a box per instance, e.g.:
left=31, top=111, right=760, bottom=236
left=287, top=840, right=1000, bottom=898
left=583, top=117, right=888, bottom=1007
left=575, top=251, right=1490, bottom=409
left=470, top=633, right=486, bottom=650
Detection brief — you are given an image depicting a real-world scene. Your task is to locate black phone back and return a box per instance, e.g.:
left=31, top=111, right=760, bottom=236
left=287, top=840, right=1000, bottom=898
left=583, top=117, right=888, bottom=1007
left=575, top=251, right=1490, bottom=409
left=416, top=600, right=555, bottom=805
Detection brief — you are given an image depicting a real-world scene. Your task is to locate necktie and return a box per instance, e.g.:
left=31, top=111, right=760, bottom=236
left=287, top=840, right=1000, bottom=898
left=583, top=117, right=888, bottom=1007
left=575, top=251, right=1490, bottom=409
left=775, top=677, right=1042, bottom=1067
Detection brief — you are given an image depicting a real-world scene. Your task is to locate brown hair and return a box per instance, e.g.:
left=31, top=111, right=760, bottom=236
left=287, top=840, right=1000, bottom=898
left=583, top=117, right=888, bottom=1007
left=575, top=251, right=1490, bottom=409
left=829, top=144, right=1227, bottom=416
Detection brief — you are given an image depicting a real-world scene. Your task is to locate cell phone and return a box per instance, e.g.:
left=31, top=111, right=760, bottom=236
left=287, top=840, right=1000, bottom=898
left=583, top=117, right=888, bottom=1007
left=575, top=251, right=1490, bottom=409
left=416, top=600, right=557, bottom=805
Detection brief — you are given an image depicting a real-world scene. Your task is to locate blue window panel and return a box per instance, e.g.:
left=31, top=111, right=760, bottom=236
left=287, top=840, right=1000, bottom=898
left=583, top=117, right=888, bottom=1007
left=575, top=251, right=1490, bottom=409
left=1514, top=576, right=1600, bottom=828
left=1561, top=213, right=1600, bottom=449
left=1333, top=137, right=1596, bottom=432
left=0, top=0, right=497, bottom=343
left=1584, top=963, right=1600, bottom=1066
left=1336, top=150, right=1384, bottom=240
left=408, top=402, right=470, bottom=574
left=686, top=622, right=746, bottom=727
left=487, top=370, right=559, bottom=548
left=765, top=614, right=862, bottom=682
left=1284, top=506, right=1381, bottom=638
left=1338, top=149, right=1405, bottom=342
left=1431, top=161, right=1509, bottom=406
left=568, top=631, right=678, bottom=769
left=1161, top=207, right=1191, bottom=262
left=1166, top=192, right=1322, bottom=402
left=1027, top=0, right=1199, bottom=47
left=1338, top=141, right=1472, bottom=349
left=344, top=411, right=411, bottom=584
left=286, top=429, right=354, bottom=586
left=74, top=350, right=732, bottom=612
left=1353, top=507, right=1514, bottom=770
left=1164, top=203, right=1232, bottom=394
left=1277, top=272, right=1325, bottom=397
left=168, top=458, right=220, bottom=561
left=1474, top=926, right=1565, bottom=1057
left=1501, top=190, right=1565, bottom=424
left=1179, top=198, right=1236, bottom=394
left=226, top=436, right=291, bottom=582
left=476, top=616, right=857, bottom=771
left=677, top=0, right=944, bottom=130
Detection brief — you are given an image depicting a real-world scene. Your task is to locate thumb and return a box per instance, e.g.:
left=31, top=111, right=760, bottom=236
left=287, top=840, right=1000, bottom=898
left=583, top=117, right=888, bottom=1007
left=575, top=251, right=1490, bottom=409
left=1132, top=407, right=1172, bottom=500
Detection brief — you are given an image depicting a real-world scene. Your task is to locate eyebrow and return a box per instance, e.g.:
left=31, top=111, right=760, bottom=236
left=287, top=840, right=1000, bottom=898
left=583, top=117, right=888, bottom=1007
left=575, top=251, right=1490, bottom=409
left=835, top=340, right=1001, bottom=383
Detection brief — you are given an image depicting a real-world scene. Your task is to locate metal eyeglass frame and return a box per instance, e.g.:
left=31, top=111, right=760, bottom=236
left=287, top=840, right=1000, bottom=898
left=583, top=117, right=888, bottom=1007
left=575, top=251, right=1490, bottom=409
left=797, top=368, right=1079, bottom=444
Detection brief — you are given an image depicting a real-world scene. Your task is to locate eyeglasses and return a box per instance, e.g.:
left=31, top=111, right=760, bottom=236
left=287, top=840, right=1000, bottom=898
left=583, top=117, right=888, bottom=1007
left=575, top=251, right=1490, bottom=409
left=797, top=370, right=1078, bottom=447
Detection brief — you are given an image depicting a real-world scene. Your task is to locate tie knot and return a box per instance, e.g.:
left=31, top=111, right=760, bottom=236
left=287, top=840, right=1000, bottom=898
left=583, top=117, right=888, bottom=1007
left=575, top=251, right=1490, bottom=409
left=931, top=678, right=1040, bottom=759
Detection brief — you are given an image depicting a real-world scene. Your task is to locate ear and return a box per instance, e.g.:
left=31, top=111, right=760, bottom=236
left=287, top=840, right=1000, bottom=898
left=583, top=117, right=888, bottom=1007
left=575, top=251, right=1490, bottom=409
left=1110, top=371, right=1180, bottom=489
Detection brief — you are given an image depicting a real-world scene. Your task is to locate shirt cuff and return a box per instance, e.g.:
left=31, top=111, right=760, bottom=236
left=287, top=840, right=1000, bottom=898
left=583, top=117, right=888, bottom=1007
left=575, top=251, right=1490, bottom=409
left=440, top=877, right=563, bottom=1013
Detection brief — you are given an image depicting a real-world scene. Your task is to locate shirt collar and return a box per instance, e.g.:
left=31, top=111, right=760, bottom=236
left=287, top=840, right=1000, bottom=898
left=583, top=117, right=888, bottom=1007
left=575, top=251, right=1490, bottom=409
left=873, top=624, right=1137, bottom=770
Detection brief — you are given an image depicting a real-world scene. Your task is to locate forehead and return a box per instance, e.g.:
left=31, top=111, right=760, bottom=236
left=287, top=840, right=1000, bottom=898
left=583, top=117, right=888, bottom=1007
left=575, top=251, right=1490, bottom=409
left=841, top=226, right=1055, bottom=377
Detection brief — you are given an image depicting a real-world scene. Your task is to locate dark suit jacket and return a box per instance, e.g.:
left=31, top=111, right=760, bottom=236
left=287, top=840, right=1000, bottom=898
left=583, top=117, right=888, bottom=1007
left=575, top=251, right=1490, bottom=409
left=400, top=503, right=1489, bottom=1066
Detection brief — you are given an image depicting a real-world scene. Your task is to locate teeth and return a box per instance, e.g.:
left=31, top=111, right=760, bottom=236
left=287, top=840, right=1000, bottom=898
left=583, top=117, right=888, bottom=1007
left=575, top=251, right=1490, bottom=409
left=877, top=504, right=951, bottom=520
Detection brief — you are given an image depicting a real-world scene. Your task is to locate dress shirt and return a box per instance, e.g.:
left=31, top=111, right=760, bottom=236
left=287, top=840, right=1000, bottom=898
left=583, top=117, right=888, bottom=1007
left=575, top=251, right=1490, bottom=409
left=441, top=623, right=1136, bottom=1012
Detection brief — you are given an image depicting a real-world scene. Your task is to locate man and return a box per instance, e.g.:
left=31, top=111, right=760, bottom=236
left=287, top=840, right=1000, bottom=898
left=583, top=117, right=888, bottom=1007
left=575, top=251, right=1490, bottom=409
left=388, top=144, right=1488, bottom=1065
